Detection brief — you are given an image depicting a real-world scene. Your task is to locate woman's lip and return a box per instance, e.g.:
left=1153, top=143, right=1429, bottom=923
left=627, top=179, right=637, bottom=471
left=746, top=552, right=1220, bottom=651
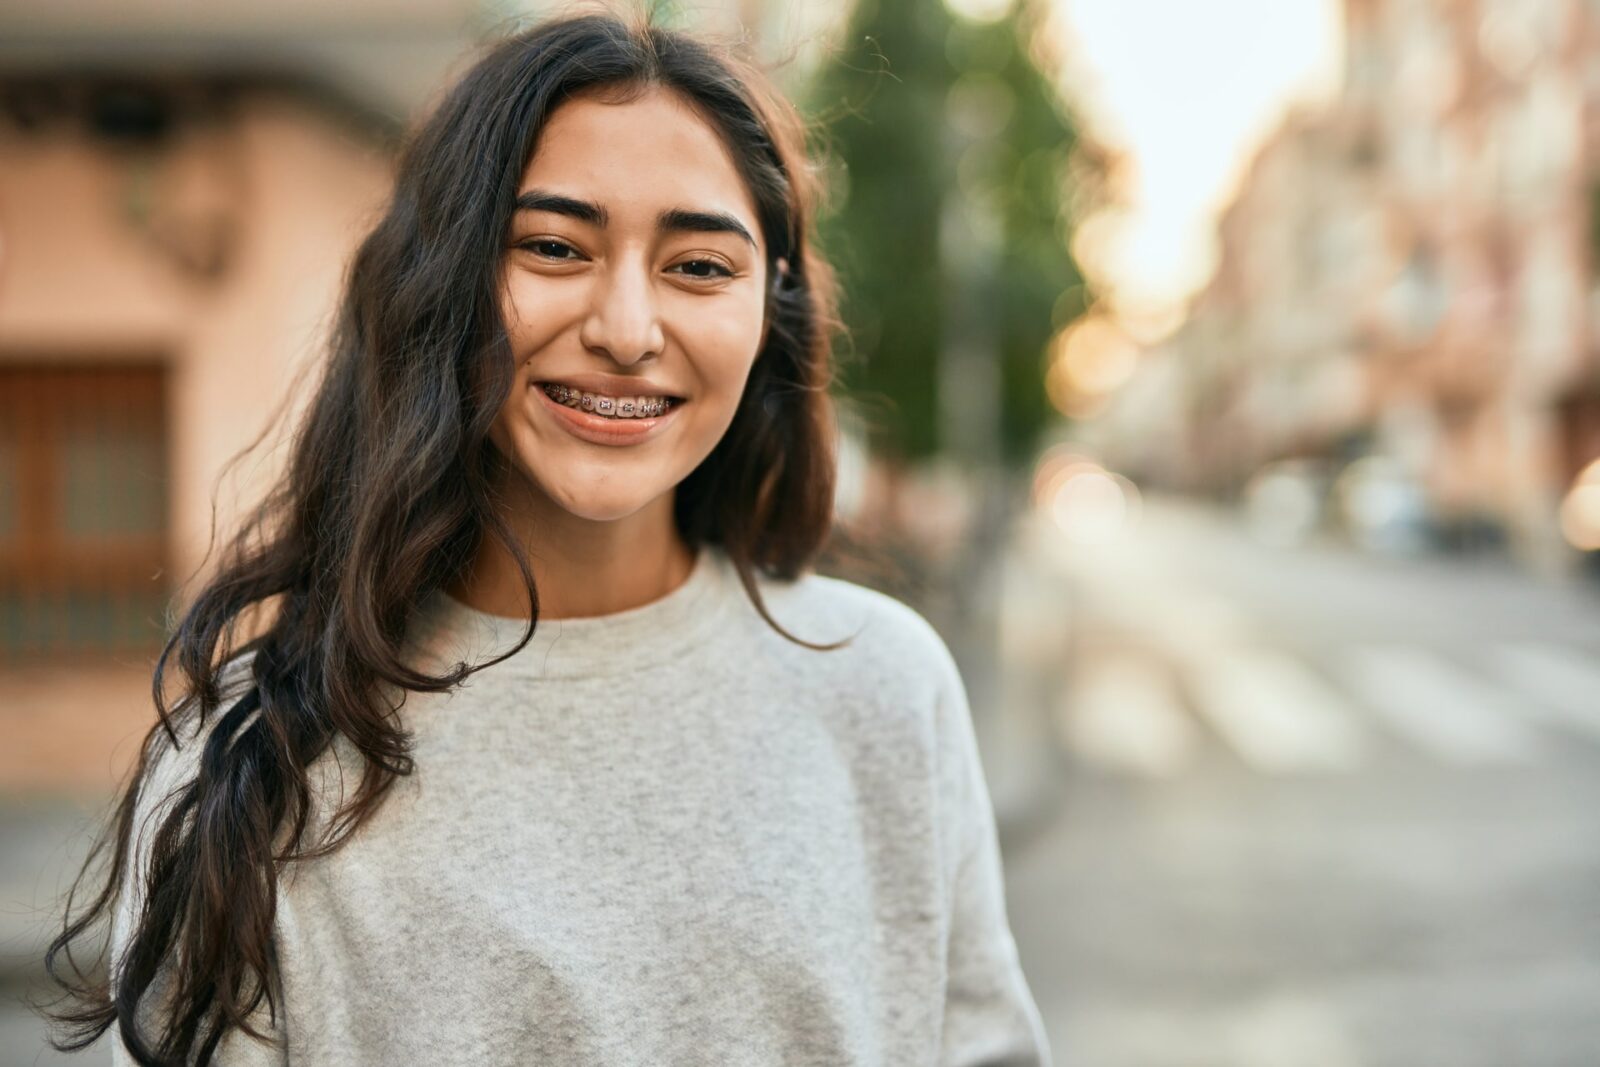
left=532, top=382, right=683, bottom=446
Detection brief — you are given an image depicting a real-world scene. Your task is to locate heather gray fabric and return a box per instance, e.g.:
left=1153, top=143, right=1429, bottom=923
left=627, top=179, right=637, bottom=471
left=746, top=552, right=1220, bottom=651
left=112, top=544, right=1051, bottom=1065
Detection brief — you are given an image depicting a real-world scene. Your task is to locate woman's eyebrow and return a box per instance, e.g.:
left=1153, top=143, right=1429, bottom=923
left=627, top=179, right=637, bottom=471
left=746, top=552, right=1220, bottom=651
left=657, top=208, right=756, bottom=248
left=514, top=190, right=756, bottom=248
left=515, top=191, right=606, bottom=226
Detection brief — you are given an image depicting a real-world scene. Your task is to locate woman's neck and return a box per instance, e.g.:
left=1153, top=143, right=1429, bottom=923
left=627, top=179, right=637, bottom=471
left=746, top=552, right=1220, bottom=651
left=445, top=489, right=695, bottom=621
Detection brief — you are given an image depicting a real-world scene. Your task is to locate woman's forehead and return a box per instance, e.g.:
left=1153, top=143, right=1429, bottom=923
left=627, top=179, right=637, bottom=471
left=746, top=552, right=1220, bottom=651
left=519, top=86, right=762, bottom=243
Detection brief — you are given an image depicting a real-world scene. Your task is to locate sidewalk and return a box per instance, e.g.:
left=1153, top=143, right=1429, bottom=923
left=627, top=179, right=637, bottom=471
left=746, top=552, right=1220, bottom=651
left=2, top=798, right=112, bottom=1065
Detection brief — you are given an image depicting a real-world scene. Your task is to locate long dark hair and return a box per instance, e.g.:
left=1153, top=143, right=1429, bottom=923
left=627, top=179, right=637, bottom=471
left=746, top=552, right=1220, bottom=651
left=38, top=7, right=845, bottom=1063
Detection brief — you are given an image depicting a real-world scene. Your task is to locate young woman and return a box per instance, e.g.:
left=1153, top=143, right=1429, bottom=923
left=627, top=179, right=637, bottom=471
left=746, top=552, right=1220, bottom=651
left=43, top=8, right=1050, bottom=1065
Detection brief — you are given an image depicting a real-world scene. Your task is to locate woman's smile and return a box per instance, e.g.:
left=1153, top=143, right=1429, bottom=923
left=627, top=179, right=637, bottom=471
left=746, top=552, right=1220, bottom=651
left=531, top=377, right=685, bottom=447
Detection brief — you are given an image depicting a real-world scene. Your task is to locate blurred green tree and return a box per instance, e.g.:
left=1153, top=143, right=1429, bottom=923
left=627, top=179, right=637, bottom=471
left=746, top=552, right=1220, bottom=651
left=806, top=0, right=1088, bottom=465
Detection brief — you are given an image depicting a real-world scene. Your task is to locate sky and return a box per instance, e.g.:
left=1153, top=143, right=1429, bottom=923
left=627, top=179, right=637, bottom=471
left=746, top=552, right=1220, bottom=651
left=1048, top=0, right=1345, bottom=338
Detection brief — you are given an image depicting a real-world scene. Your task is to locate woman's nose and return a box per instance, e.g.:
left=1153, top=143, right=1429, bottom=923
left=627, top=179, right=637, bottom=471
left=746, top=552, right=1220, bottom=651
left=579, top=259, right=665, bottom=365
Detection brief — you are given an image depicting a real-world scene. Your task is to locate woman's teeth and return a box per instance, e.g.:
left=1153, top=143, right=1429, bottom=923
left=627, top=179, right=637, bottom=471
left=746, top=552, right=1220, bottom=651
left=540, top=383, right=678, bottom=419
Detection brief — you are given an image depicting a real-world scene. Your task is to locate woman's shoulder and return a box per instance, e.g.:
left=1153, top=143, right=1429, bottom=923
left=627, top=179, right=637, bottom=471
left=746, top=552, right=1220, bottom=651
left=747, top=560, right=964, bottom=694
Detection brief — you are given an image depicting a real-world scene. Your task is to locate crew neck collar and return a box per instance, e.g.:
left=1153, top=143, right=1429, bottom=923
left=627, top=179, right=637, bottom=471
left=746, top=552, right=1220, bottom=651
left=415, top=543, right=735, bottom=680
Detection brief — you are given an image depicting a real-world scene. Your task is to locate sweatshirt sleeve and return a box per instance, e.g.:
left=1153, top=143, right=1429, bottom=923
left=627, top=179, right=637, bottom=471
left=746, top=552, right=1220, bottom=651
left=930, top=631, right=1053, bottom=1067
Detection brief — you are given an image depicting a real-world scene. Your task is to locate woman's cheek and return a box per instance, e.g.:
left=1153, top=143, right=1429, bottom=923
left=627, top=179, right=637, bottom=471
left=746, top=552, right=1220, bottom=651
left=502, top=277, right=580, bottom=350
left=695, top=302, right=767, bottom=375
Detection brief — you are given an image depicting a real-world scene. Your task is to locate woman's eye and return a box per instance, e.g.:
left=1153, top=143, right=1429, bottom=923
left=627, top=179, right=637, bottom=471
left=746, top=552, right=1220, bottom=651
left=522, top=239, right=579, bottom=260
left=669, top=259, right=733, bottom=280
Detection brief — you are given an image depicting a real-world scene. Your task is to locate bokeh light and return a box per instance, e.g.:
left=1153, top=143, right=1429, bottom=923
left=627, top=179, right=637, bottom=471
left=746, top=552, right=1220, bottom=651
left=1560, top=459, right=1600, bottom=551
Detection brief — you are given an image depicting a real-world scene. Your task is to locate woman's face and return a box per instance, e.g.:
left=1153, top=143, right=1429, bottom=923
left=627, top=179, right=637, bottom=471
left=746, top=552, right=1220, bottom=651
left=490, top=84, right=771, bottom=525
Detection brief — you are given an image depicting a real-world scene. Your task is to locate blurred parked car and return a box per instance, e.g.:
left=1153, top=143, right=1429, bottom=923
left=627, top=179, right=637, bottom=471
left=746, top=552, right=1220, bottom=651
left=1241, top=458, right=1338, bottom=547
left=1331, top=455, right=1431, bottom=555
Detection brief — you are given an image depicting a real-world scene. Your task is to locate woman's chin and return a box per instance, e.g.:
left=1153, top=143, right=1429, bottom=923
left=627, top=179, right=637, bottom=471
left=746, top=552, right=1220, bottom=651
left=542, top=485, right=670, bottom=524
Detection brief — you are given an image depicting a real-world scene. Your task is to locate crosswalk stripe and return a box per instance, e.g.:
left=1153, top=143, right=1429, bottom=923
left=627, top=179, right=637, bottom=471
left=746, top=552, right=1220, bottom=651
left=1490, top=643, right=1600, bottom=742
left=1064, top=992, right=1365, bottom=1067
left=1224, top=992, right=1366, bottom=1067
left=1056, top=654, right=1195, bottom=777
left=1339, top=646, right=1542, bottom=765
left=1184, top=647, right=1367, bottom=773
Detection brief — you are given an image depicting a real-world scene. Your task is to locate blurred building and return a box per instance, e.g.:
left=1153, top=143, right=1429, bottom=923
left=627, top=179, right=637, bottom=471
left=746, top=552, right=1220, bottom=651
left=6, top=70, right=404, bottom=635
left=0, top=65, right=400, bottom=792
left=1104, top=0, right=1600, bottom=574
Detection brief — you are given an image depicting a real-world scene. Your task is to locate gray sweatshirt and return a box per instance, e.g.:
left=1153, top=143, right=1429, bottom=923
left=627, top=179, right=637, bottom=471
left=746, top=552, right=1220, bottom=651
left=111, top=544, right=1051, bottom=1065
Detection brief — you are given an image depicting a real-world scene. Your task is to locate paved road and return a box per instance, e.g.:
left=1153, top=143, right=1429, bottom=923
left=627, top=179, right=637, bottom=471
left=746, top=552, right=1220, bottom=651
left=997, top=494, right=1600, bottom=1067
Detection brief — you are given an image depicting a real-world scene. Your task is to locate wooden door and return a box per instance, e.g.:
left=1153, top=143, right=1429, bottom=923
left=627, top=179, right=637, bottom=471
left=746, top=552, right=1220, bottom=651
left=0, top=361, right=170, bottom=664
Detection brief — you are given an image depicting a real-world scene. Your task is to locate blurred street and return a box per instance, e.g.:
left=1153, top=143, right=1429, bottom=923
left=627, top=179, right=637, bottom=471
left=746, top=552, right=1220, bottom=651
left=997, top=492, right=1600, bottom=1067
